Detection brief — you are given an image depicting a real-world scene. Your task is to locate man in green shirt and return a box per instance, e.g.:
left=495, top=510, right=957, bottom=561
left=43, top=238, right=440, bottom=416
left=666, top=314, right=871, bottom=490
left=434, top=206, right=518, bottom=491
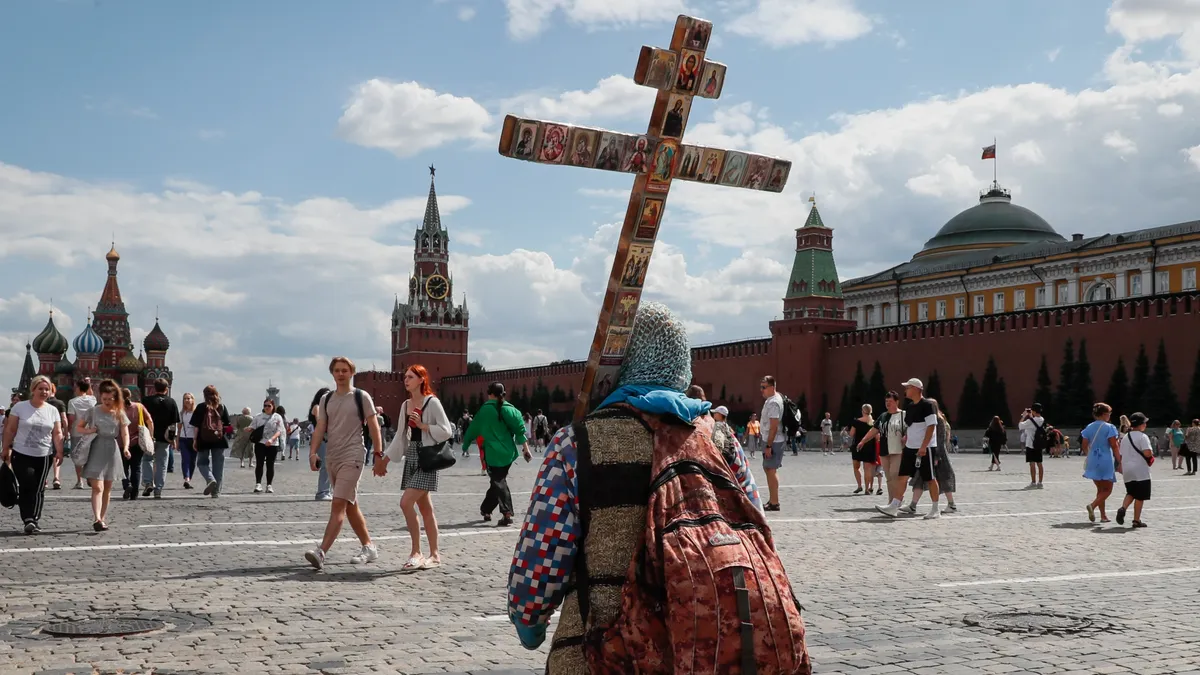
left=465, top=382, right=532, bottom=526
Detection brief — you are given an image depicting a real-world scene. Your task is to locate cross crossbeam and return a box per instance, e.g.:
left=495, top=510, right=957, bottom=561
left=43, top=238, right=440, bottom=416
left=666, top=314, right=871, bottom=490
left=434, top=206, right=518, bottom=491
left=497, top=14, right=793, bottom=420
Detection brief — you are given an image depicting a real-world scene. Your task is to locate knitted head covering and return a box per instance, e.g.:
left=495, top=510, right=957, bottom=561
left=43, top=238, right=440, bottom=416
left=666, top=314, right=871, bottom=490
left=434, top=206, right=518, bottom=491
left=615, top=301, right=692, bottom=392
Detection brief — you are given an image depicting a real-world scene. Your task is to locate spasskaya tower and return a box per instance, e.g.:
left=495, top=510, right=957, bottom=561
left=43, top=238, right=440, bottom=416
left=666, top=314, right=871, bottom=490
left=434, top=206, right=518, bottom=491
left=390, top=166, right=469, bottom=384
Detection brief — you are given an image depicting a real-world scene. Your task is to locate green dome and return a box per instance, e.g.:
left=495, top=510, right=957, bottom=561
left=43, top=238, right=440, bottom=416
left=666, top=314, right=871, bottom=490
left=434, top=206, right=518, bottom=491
left=54, top=354, right=75, bottom=375
left=32, top=314, right=69, bottom=355
left=917, top=186, right=1064, bottom=259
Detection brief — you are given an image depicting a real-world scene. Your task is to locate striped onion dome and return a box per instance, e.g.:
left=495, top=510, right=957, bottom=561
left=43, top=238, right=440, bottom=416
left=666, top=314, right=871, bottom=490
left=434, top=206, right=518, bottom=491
left=72, top=319, right=106, bottom=356
left=31, top=313, right=69, bottom=356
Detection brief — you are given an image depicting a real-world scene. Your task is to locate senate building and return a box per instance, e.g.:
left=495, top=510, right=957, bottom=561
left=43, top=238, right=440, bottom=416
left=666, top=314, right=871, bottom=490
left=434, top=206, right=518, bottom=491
left=357, top=172, right=1200, bottom=429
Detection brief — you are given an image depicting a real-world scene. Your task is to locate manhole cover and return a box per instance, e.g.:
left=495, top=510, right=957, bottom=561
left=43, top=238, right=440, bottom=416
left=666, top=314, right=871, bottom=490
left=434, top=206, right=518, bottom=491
left=41, top=618, right=167, bottom=638
left=963, top=611, right=1108, bottom=636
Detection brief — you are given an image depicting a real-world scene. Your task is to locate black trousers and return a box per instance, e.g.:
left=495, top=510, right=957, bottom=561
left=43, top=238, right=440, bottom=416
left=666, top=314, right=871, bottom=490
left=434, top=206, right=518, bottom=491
left=11, top=452, right=53, bottom=525
left=481, top=463, right=513, bottom=517
left=122, top=446, right=145, bottom=493
left=254, top=443, right=276, bottom=485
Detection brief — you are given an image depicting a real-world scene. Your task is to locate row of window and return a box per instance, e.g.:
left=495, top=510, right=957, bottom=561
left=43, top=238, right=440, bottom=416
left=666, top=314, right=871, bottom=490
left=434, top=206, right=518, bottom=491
left=856, top=267, right=1198, bottom=326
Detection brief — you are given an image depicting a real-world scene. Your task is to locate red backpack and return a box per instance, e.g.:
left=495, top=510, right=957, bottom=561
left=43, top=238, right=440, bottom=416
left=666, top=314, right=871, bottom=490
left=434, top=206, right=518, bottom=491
left=197, top=404, right=224, bottom=445
left=592, top=412, right=811, bottom=674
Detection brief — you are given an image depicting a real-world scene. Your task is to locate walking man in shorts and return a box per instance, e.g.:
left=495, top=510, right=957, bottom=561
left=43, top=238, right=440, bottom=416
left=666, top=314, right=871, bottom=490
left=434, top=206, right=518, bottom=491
left=760, top=375, right=785, bottom=512
left=897, top=378, right=941, bottom=519
left=305, top=357, right=384, bottom=569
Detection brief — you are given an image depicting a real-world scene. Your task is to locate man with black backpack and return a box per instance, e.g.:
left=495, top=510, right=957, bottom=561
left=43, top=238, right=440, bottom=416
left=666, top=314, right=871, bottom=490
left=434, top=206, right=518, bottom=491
left=1019, top=403, right=1048, bottom=489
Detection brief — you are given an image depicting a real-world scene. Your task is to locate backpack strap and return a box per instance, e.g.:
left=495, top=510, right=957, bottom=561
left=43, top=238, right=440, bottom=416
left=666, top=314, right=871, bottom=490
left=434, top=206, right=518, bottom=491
left=731, top=567, right=758, bottom=675
left=353, top=389, right=365, bottom=425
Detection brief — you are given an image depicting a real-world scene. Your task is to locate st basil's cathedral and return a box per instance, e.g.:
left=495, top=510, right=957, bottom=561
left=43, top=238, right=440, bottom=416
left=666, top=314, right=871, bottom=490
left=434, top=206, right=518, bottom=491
left=12, top=245, right=172, bottom=402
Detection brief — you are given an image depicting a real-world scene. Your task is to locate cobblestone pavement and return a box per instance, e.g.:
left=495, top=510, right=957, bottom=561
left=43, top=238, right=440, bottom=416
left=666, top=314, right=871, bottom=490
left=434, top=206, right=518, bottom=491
left=1, top=447, right=1198, bottom=674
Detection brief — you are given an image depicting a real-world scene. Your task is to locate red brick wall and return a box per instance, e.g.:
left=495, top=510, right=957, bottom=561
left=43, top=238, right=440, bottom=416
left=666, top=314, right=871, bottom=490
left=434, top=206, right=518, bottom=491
left=823, top=293, right=1200, bottom=423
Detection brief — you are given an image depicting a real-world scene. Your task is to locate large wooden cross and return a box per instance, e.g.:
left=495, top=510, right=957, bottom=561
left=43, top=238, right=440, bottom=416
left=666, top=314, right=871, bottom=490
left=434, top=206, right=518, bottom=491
left=497, top=14, right=793, bottom=421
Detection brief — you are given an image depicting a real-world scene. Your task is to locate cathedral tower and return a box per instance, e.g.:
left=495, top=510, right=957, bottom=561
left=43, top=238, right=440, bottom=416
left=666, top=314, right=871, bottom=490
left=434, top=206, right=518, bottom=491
left=390, top=167, right=469, bottom=384
left=94, top=244, right=133, bottom=374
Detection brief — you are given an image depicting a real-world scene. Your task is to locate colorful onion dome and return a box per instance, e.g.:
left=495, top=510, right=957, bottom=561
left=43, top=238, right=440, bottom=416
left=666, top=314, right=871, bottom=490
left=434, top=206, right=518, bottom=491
left=31, top=312, right=69, bottom=356
left=72, top=318, right=106, bottom=356
left=143, top=321, right=170, bottom=352
left=117, top=353, right=142, bottom=373
left=54, top=353, right=75, bottom=375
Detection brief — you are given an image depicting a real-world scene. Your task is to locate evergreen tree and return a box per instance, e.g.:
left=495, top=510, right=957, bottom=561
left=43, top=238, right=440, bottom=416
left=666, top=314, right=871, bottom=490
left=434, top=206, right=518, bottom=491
left=467, top=392, right=480, bottom=412
left=956, top=373, right=984, bottom=427
left=1103, top=357, right=1130, bottom=418
left=796, top=393, right=809, bottom=430
left=866, top=361, right=887, bottom=417
left=819, top=393, right=829, bottom=421
left=1073, top=339, right=1096, bottom=424
left=836, top=385, right=852, bottom=425
left=1054, top=338, right=1076, bottom=423
left=849, top=362, right=868, bottom=410
left=925, top=370, right=943, bottom=406
left=1144, top=339, right=1182, bottom=422
left=719, top=384, right=727, bottom=402
left=466, top=360, right=487, bottom=374
left=1187, top=349, right=1200, bottom=420
left=551, top=385, right=567, bottom=403
left=980, top=356, right=1003, bottom=419
left=995, top=377, right=1013, bottom=428
left=1032, top=355, right=1053, bottom=421
left=1129, top=344, right=1150, bottom=414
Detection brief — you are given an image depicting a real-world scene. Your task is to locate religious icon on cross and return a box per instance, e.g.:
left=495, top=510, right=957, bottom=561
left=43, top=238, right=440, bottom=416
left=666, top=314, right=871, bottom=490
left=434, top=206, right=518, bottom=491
left=496, top=14, right=793, bottom=420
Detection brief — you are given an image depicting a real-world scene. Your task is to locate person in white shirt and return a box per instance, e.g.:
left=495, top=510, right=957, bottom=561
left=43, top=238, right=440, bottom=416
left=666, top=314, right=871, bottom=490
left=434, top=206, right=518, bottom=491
left=1, top=376, right=64, bottom=534
left=897, top=377, right=941, bottom=519
left=1116, top=412, right=1154, bottom=528
left=66, top=378, right=97, bottom=490
left=759, top=375, right=785, bottom=512
left=1018, top=403, right=1047, bottom=489
left=249, top=399, right=286, bottom=494
left=176, top=393, right=198, bottom=489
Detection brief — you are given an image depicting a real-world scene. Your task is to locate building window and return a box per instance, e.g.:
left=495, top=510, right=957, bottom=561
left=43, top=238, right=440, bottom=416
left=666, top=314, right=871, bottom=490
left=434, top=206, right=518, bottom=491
left=1156, top=271, right=1170, bottom=294
left=1184, top=268, right=1196, bottom=291
left=864, top=305, right=874, bottom=327
left=1131, top=273, right=1143, bottom=296
left=1014, top=289, right=1026, bottom=310
left=1036, top=287, right=1047, bottom=307
left=974, top=295, right=984, bottom=316
left=901, top=305, right=911, bottom=323
left=883, top=304, right=892, bottom=324
left=1085, top=281, right=1114, bottom=302
left=850, top=307, right=859, bottom=324
left=955, top=297, right=966, bottom=317
left=993, top=292, right=1005, bottom=313
left=1058, top=283, right=1070, bottom=305
left=918, top=303, right=929, bottom=321
left=936, top=300, right=947, bottom=319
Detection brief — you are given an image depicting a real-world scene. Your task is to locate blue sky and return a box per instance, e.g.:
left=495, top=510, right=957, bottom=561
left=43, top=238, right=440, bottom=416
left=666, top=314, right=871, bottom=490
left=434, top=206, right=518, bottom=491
left=1, top=0, right=1198, bottom=412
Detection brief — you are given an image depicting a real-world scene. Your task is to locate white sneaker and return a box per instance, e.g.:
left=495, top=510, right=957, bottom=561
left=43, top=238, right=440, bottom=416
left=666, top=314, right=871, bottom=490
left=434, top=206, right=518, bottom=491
left=1024, top=482, right=1037, bottom=490
left=924, top=508, right=941, bottom=520
left=266, top=485, right=274, bottom=494
left=901, top=503, right=917, bottom=514
left=875, top=504, right=900, bottom=518
left=350, top=543, right=379, bottom=564
left=304, top=547, right=325, bottom=570
left=947, top=503, right=958, bottom=513
left=254, top=484, right=263, bottom=493
left=1036, top=483, right=1044, bottom=489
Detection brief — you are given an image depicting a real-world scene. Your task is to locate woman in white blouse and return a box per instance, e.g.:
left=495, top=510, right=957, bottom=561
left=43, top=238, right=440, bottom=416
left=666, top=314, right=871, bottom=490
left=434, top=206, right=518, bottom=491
left=1, top=376, right=64, bottom=534
left=378, top=364, right=452, bottom=572
left=249, top=398, right=285, bottom=494
left=176, top=393, right=197, bottom=489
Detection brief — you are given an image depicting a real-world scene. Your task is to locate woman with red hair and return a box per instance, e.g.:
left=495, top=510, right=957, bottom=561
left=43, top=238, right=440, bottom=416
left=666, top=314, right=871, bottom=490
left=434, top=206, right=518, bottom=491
left=379, top=365, right=453, bottom=572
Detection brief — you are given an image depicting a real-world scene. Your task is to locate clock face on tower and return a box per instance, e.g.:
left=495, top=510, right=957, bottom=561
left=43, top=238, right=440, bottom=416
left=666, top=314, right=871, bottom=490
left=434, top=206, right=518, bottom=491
left=425, top=274, right=449, bottom=300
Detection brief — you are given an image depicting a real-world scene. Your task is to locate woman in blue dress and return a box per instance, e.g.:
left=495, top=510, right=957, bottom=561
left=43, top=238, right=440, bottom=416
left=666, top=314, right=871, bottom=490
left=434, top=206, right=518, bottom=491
left=1081, top=402, right=1121, bottom=523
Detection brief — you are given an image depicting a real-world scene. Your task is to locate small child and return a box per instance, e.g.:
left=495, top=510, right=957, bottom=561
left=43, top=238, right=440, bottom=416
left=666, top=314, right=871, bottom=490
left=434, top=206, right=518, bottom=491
left=1117, top=412, right=1154, bottom=528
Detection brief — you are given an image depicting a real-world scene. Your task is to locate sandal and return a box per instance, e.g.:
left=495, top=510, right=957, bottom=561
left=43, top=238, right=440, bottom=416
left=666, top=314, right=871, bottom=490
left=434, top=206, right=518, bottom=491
left=400, top=555, right=425, bottom=573
left=422, top=555, right=442, bottom=569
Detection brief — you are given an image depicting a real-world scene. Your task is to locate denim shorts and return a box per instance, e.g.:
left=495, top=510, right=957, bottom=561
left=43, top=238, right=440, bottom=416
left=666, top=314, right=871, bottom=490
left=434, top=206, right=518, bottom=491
left=762, top=441, right=786, bottom=470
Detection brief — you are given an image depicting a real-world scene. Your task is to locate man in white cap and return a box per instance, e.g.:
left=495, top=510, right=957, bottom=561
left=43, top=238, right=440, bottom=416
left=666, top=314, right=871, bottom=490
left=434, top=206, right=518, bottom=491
left=896, top=377, right=941, bottom=519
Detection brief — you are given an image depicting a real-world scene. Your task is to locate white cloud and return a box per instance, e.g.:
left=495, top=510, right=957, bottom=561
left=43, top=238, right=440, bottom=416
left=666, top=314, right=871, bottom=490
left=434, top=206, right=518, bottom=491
left=1010, top=140, right=1046, bottom=165
left=502, top=75, right=654, bottom=124
left=1107, top=0, right=1200, bottom=63
left=1047, top=47, right=1063, bottom=62
left=457, top=6, right=477, bottom=21
left=83, top=96, right=158, bottom=120
left=905, top=156, right=980, bottom=199
left=728, top=0, right=873, bottom=48
left=1186, top=144, right=1200, bottom=169
left=503, top=0, right=687, bottom=40
left=337, top=80, right=492, bottom=157
left=1103, top=130, right=1138, bottom=156
left=1157, top=102, right=1184, bottom=116
left=197, top=129, right=225, bottom=140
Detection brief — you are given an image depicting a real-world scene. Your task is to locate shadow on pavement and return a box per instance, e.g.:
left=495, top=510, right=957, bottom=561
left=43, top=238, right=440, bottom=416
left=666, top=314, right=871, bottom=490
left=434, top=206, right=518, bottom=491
left=1049, top=522, right=1099, bottom=530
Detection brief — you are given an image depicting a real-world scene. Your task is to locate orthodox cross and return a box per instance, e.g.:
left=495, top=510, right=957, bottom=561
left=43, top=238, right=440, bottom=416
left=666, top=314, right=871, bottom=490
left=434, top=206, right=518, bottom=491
left=497, top=14, right=793, bottom=420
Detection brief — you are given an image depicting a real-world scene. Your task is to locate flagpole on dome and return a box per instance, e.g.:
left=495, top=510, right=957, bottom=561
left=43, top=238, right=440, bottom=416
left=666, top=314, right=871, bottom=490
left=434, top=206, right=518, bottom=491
left=993, top=136, right=998, bottom=186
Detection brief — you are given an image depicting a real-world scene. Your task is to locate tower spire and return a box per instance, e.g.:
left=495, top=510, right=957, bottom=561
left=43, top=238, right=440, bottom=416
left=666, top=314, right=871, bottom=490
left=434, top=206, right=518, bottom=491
left=422, top=166, right=443, bottom=234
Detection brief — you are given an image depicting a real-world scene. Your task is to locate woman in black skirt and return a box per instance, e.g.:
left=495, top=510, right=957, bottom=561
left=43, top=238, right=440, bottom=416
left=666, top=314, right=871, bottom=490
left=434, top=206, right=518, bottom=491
left=985, top=416, right=1006, bottom=471
left=850, top=404, right=879, bottom=495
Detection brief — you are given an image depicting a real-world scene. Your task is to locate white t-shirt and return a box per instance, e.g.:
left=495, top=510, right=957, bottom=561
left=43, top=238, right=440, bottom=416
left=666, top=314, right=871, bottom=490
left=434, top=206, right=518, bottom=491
left=760, top=393, right=783, bottom=444
left=1019, top=416, right=1044, bottom=448
left=820, top=418, right=833, bottom=436
left=250, top=412, right=286, bottom=447
left=1120, top=430, right=1154, bottom=483
left=179, top=410, right=195, bottom=439
left=903, top=398, right=938, bottom=449
left=6, top=401, right=59, bottom=458
left=288, top=422, right=301, bottom=442
left=67, top=395, right=97, bottom=440
left=886, top=413, right=905, bottom=453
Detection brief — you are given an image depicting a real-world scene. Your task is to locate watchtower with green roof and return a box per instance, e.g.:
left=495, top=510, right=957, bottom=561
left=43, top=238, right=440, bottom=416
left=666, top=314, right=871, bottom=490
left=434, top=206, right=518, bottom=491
left=782, top=199, right=846, bottom=317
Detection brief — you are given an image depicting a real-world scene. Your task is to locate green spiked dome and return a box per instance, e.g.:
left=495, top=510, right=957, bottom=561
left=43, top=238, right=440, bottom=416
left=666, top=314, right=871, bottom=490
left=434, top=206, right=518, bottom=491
left=31, top=312, right=69, bottom=356
left=917, top=184, right=1064, bottom=259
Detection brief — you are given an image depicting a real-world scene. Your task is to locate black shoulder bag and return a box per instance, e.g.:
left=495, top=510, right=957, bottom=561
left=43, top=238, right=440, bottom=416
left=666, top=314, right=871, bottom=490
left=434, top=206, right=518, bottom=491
left=415, top=397, right=456, bottom=472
